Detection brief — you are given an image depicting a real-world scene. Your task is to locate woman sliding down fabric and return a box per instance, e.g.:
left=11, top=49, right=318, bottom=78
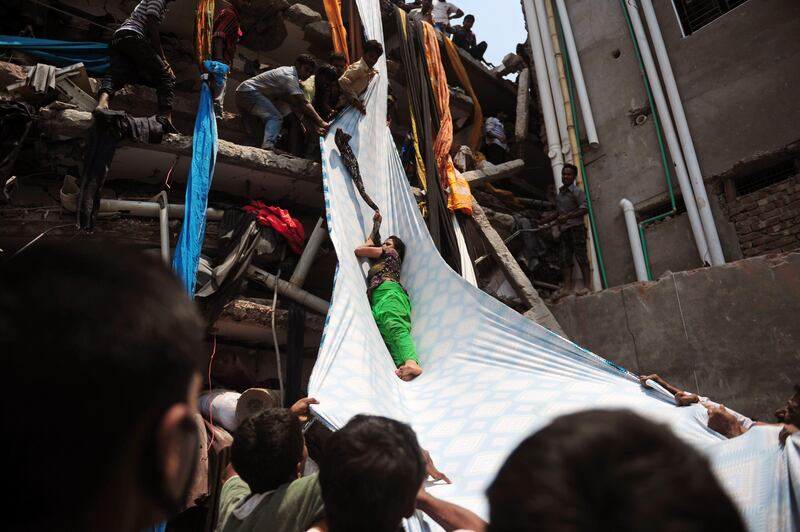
left=355, top=211, right=423, bottom=381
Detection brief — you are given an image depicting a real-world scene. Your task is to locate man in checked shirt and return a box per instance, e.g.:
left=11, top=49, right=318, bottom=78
left=211, top=0, right=251, bottom=117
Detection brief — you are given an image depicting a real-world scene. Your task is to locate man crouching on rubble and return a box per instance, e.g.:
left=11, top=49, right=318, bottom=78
left=3, top=242, right=207, bottom=531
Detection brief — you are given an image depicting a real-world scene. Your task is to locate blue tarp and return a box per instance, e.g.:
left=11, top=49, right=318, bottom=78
left=0, top=35, right=110, bottom=74
left=172, top=60, right=228, bottom=297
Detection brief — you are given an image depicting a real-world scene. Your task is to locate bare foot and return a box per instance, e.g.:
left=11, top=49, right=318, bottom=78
left=395, top=361, right=423, bottom=381
left=96, top=93, right=110, bottom=111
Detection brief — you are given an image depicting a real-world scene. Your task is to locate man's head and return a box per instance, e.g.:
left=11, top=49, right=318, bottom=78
left=775, top=385, right=800, bottom=424
left=3, top=242, right=206, bottom=531
left=232, top=408, right=307, bottom=493
left=463, top=14, right=475, bottom=29
left=562, top=163, right=578, bottom=187
left=329, top=52, right=348, bottom=77
left=421, top=0, right=433, bottom=13
left=295, top=53, right=318, bottom=81
left=384, top=235, right=406, bottom=261
left=316, top=64, right=339, bottom=86
left=363, top=40, right=384, bottom=68
left=319, top=415, right=427, bottom=532
left=487, top=409, right=745, bottom=532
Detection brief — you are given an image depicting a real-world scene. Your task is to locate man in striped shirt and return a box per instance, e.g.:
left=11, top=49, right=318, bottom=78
left=97, top=0, right=179, bottom=133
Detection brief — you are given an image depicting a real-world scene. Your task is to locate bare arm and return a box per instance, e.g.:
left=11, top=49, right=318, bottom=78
left=450, top=8, right=465, bottom=19
left=416, top=489, right=486, bottom=532
left=212, top=36, right=225, bottom=62
left=291, top=94, right=329, bottom=133
left=145, top=15, right=165, bottom=60
left=354, top=211, right=383, bottom=257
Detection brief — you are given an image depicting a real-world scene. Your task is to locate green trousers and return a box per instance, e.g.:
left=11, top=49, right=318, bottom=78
left=370, top=281, right=419, bottom=367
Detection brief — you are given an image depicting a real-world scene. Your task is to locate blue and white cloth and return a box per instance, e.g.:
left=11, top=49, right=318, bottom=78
left=308, top=2, right=799, bottom=530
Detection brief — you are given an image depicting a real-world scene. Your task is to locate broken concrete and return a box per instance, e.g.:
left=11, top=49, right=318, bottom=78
left=549, top=251, right=800, bottom=421
left=286, top=3, right=323, bottom=26
left=37, top=108, right=321, bottom=178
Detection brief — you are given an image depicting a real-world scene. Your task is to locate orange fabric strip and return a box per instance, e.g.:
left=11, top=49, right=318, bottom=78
left=422, top=24, right=473, bottom=215
left=322, top=0, right=350, bottom=64
left=195, top=0, right=215, bottom=69
left=442, top=36, right=484, bottom=154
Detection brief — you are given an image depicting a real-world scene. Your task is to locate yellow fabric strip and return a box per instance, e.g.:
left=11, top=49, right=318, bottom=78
left=422, top=23, right=473, bottom=215
left=442, top=36, right=484, bottom=154
left=398, top=9, right=427, bottom=190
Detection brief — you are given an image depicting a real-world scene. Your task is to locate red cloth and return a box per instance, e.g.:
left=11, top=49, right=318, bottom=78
left=243, top=201, right=305, bottom=254
left=212, top=3, right=243, bottom=65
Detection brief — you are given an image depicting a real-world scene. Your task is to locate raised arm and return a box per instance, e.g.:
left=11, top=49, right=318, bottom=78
left=416, top=488, right=486, bottom=532
left=354, top=211, right=383, bottom=258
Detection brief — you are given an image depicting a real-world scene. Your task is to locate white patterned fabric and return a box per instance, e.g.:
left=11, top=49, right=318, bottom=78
left=308, top=2, right=799, bottom=530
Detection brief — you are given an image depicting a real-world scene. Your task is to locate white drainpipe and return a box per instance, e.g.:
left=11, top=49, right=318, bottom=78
left=623, top=1, right=711, bottom=265
left=554, top=0, right=599, bottom=148
left=533, top=0, right=571, bottom=162
left=522, top=0, right=564, bottom=187
left=620, top=199, right=649, bottom=281
left=638, top=0, right=725, bottom=266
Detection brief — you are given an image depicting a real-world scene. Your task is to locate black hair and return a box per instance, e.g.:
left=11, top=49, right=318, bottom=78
left=364, top=39, right=384, bottom=57
left=2, top=242, right=205, bottom=526
left=464, top=14, right=475, bottom=22
left=562, top=163, right=578, bottom=176
left=316, top=63, right=339, bottom=84
left=487, top=409, right=745, bottom=532
left=296, top=53, right=318, bottom=69
left=232, top=408, right=304, bottom=493
left=387, top=235, right=406, bottom=261
left=329, top=52, right=347, bottom=64
left=320, top=415, right=426, bottom=532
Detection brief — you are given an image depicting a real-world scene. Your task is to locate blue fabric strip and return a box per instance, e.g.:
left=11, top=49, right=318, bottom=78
left=0, top=35, right=110, bottom=74
left=172, top=60, right=228, bottom=297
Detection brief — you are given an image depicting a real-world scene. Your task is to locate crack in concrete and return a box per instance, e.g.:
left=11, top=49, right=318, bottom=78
left=619, top=288, right=642, bottom=374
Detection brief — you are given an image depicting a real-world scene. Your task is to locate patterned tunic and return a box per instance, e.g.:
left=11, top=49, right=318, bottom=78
left=367, top=248, right=402, bottom=298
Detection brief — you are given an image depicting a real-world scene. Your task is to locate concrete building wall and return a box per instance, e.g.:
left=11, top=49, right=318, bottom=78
left=564, top=0, right=800, bottom=286
left=549, top=251, right=800, bottom=422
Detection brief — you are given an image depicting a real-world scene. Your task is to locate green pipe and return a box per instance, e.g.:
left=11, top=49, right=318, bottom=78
left=555, top=9, right=609, bottom=289
left=619, top=0, right=678, bottom=281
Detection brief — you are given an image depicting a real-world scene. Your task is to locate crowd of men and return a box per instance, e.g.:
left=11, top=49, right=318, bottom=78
left=5, top=241, right=797, bottom=531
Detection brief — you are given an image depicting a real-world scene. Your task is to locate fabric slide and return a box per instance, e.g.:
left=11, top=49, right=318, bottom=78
left=308, top=1, right=799, bottom=530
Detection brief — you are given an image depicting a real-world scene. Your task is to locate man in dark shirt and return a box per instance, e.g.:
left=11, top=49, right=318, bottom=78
left=97, top=0, right=179, bottom=133
left=211, top=0, right=250, bottom=117
left=452, top=14, right=487, bottom=62
left=541, top=164, right=591, bottom=297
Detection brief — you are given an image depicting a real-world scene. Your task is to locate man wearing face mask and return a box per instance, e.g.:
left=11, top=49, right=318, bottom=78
left=2, top=242, right=207, bottom=532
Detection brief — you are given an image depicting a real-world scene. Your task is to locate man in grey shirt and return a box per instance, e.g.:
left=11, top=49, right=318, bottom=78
left=235, top=54, right=329, bottom=151
left=542, top=164, right=590, bottom=297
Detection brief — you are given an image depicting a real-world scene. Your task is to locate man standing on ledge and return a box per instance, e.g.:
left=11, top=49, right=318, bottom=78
left=542, top=164, right=591, bottom=298
left=97, top=0, right=180, bottom=134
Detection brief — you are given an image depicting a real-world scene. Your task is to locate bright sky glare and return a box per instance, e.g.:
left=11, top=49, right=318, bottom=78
left=448, top=0, right=528, bottom=67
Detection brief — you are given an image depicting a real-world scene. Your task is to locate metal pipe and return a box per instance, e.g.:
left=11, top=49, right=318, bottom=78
left=289, top=217, right=327, bottom=287
left=156, top=191, right=170, bottom=265
left=522, top=0, right=564, bottom=188
left=623, top=0, right=711, bottom=265
left=98, top=199, right=225, bottom=220
left=620, top=199, right=649, bottom=281
left=638, top=0, right=725, bottom=266
left=533, top=0, right=571, bottom=161
left=248, top=265, right=330, bottom=315
left=549, top=0, right=602, bottom=290
left=554, top=0, right=600, bottom=148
